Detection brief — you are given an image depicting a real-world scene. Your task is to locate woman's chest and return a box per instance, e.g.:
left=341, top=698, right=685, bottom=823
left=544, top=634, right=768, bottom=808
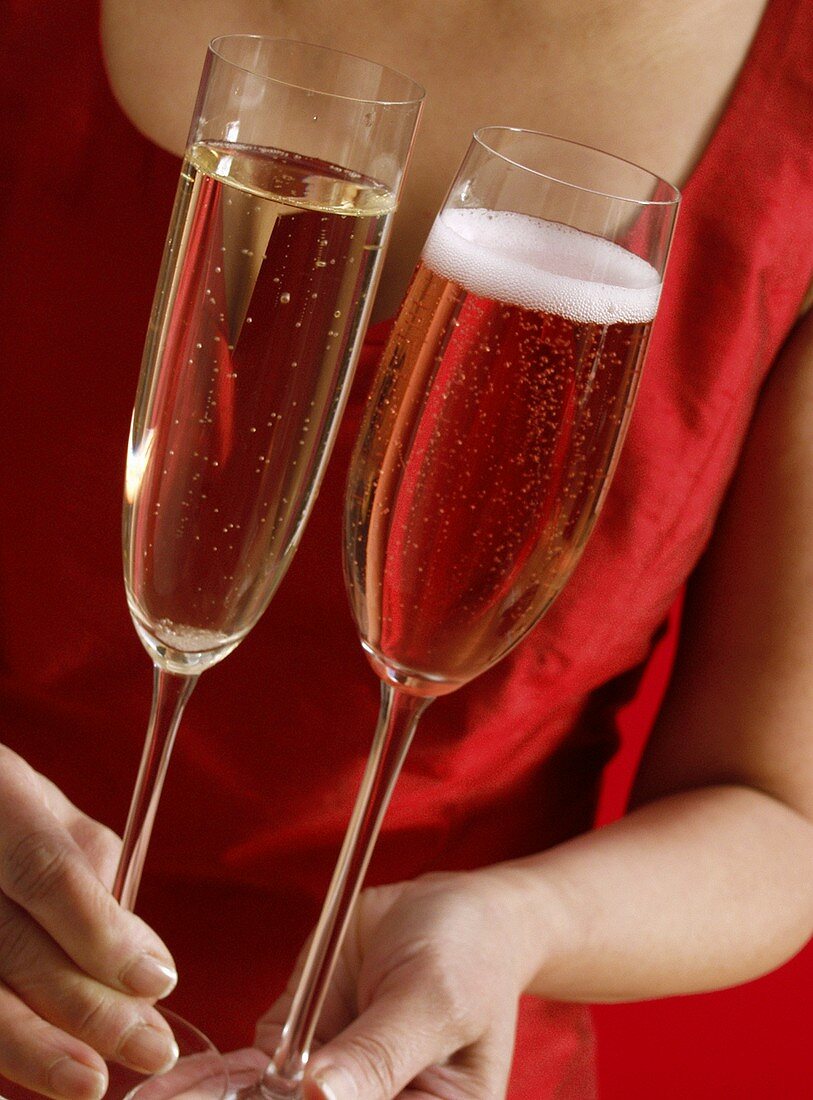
left=100, top=0, right=767, bottom=315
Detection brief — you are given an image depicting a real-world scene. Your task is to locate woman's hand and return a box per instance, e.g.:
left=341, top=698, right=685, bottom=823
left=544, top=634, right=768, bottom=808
left=0, top=745, right=179, bottom=1100
left=254, top=869, right=533, bottom=1100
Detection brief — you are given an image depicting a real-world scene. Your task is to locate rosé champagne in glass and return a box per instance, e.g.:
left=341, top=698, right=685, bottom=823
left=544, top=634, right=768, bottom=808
left=241, top=129, right=678, bottom=1099
left=346, top=203, right=663, bottom=693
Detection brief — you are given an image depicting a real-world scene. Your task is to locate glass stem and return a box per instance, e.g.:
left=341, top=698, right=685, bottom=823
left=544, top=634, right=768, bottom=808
left=265, top=682, right=432, bottom=1090
left=113, top=666, right=198, bottom=911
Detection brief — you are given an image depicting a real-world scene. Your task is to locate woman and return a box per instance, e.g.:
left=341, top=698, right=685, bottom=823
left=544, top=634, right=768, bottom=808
left=0, top=0, right=811, bottom=1097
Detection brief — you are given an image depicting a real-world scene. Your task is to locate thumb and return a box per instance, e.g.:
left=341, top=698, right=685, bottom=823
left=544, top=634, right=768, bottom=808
left=301, top=976, right=490, bottom=1095
left=302, top=986, right=461, bottom=1100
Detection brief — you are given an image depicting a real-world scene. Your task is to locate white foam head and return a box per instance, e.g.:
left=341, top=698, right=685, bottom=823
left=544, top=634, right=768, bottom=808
left=422, top=208, right=661, bottom=324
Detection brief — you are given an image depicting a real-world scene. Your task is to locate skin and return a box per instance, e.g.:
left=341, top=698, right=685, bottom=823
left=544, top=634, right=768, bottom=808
left=100, top=0, right=773, bottom=318
left=3, top=1, right=813, bottom=1097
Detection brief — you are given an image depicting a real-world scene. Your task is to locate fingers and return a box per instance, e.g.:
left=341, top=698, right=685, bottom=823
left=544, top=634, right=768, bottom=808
left=258, top=980, right=511, bottom=1100
left=302, top=980, right=516, bottom=1100
left=0, top=980, right=108, bottom=1100
left=7, top=750, right=122, bottom=881
left=0, top=747, right=180, bottom=1097
left=0, top=893, right=179, bottom=1093
left=29, top=767, right=122, bottom=890
left=65, top=813, right=123, bottom=890
left=0, top=747, right=177, bottom=999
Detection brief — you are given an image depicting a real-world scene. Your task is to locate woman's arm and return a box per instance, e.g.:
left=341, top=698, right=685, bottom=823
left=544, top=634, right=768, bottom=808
left=512, top=302, right=813, bottom=1003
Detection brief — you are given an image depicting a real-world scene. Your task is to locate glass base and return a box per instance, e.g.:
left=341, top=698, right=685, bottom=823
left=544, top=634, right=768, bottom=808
left=233, top=1069, right=303, bottom=1100
left=0, top=1009, right=229, bottom=1100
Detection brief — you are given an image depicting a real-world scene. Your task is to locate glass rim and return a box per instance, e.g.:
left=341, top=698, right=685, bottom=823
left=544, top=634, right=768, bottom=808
left=472, top=126, right=681, bottom=207
left=208, top=34, right=426, bottom=107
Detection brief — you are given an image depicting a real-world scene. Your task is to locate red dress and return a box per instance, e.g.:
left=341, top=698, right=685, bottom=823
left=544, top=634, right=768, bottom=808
left=0, top=1, right=811, bottom=1095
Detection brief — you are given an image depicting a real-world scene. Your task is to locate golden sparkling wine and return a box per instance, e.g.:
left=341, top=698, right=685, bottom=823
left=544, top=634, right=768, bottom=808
left=124, top=141, right=394, bottom=671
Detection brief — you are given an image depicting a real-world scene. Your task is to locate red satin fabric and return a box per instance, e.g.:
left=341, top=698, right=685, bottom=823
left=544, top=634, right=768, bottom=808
left=0, top=2, right=811, bottom=1095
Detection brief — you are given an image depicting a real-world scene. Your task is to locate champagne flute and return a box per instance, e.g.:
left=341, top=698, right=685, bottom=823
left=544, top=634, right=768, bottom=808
left=239, top=127, right=679, bottom=1098
left=116, top=31, right=421, bottom=1090
left=120, top=35, right=423, bottom=909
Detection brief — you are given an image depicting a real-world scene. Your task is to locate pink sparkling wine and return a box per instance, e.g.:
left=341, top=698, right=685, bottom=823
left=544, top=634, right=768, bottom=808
left=344, top=208, right=660, bottom=695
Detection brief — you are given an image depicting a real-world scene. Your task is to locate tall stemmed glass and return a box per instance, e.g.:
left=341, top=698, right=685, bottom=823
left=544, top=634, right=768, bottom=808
left=241, top=127, right=679, bottom=1098
left=118, top=35, right=422, bottom=909
left=116, top=31, right=421, bottom=1092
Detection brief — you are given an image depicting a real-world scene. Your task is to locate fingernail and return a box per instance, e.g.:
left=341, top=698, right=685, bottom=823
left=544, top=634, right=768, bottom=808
left=122, top=954, right=178, bottom=997
left=119, top=1024, right=180, bottom=1074
left=49, top=1057, right=107, bottom=1100
left=311, top=1066, right=357, bottom=1100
